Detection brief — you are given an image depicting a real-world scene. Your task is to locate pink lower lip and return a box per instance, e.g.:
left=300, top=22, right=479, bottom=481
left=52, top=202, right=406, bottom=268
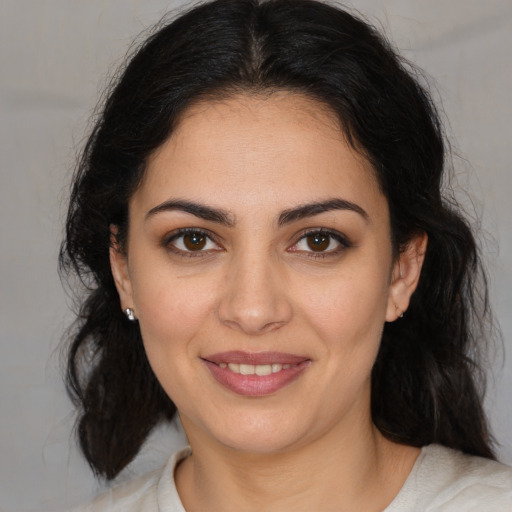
left=203, top=359, right=311, bottom=397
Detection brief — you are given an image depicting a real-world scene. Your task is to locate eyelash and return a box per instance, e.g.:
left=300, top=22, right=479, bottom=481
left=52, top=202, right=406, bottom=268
left=162, top=228, right=351, bottom=258
left=163, top=228, right=221, bottom=257
left=290, top=229, right=351, bottom=259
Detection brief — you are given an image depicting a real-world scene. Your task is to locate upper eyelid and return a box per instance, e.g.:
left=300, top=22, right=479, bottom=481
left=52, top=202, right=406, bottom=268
left=293, top=228, right=350, bottom=245
left=286, top=229, right=351, bottom=257
left=162, top=227, right=350, bottom=251
left=163, top=228, right=222, bottom=248
left=166, top=227, right=216, bottom=240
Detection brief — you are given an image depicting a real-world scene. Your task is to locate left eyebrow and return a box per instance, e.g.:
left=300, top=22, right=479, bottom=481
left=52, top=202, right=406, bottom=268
left=278, top=198, right=369, bottom=226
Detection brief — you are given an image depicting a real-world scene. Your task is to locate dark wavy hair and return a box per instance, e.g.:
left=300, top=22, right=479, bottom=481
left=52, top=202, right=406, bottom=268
left=60, top=0, right=496, bottom=480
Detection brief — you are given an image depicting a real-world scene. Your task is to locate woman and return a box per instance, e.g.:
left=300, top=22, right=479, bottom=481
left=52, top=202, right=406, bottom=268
left=61, top=0, right=512, bottom=509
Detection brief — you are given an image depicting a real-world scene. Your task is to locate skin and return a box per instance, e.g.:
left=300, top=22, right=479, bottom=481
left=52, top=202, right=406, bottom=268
left=111, top=93, right=427, bottom=511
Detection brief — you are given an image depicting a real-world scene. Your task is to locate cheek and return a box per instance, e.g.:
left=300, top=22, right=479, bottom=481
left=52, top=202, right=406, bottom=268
left=295, top=264, right=390, bottom=342
left=132, top=272, right=220, bottom=406
left=132, top=269, right=218, bottom=353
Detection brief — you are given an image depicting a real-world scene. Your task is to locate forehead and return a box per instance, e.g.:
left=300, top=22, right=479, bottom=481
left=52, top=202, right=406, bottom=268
left=134, top=93, right=385, bottom=220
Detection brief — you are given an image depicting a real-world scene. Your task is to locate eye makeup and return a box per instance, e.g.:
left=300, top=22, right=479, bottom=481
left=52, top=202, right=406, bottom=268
left=162, top=227, right=223, bottom=257
left=288, top=228, right=352, bottom=259
left=159, top=225, right=353, bottom=262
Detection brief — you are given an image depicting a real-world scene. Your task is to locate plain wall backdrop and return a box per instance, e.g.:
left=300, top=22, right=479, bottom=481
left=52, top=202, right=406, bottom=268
left=1, top=1, right=511, bottom=510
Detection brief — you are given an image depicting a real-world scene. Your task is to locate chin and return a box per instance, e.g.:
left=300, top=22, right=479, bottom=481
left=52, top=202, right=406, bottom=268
left=217, top=426, right=306, bottom=455
left=186, top=404, right=312, bottom=455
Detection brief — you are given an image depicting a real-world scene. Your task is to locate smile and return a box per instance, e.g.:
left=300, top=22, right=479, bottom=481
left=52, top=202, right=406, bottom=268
left=219, top=362, right=295, bottom=375
left=202, top=351, right=310, bottom=397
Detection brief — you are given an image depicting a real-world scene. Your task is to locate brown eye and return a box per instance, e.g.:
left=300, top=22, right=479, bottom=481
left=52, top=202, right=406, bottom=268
left=306, top=233, right=330, bottom=252
left=183, top=232, right=207, bottom=251
left=291, top=230, right=349, bottom=256
left=168, top=230, right=219, bottom=254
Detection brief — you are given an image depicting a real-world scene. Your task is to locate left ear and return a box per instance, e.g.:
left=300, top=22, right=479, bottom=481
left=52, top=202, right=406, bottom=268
left=386, top=232, right=428, bottom=322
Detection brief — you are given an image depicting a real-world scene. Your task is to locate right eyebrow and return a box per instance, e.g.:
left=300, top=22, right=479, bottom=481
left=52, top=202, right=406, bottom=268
left=145, top=199, right=235, bottom=227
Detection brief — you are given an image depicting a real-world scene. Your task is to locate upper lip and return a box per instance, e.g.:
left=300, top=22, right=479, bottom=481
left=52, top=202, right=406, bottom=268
left=202, top=351, right=310, bottom=365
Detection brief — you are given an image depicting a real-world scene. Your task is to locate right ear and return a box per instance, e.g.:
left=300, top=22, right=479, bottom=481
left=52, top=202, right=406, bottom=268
left=109, top=225, right=135, bottom=311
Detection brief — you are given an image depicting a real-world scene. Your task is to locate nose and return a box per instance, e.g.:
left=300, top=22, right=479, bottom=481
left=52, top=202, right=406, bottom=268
left=217, top=251, right=293, bottom=335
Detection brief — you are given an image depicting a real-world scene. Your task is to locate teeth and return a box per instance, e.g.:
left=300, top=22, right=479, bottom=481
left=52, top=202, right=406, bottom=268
left=255, top=364, right=272, bottom=376
left=240, top=364, right=255, bottom=375
left=221, top=362, right=295, bottom=375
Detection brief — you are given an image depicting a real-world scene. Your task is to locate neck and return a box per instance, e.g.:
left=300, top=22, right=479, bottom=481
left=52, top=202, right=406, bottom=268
left=175, top=416, right=419, bottom=512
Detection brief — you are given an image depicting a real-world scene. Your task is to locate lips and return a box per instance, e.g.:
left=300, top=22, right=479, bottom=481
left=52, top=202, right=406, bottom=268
left=202, top=351, right=311, bottom=397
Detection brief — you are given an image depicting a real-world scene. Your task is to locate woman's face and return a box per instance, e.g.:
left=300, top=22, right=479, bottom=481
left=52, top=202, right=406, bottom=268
left=111, top=93, right=419, bottom=454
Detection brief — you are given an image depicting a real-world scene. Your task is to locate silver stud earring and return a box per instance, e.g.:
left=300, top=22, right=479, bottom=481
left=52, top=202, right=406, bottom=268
left=395, top=303, right=404, bottom=319
left=124, top=308, right=136, bottom=321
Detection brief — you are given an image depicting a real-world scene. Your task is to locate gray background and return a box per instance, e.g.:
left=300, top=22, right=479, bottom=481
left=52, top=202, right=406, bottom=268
left=1, top=1, right=511, bottom=510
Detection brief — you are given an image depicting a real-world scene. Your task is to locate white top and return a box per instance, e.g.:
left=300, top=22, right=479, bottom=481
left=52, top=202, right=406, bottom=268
left=73, top=444, right=512, bottom=511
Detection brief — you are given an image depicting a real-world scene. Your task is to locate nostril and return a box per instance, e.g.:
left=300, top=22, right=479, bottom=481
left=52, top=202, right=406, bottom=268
left=217, top=264, right=293, bottom=334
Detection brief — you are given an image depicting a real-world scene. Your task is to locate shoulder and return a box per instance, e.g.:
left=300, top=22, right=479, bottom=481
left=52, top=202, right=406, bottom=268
left=388, top=444, right=512, bottom=511
left=70, top=448, right=190, bottom=512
